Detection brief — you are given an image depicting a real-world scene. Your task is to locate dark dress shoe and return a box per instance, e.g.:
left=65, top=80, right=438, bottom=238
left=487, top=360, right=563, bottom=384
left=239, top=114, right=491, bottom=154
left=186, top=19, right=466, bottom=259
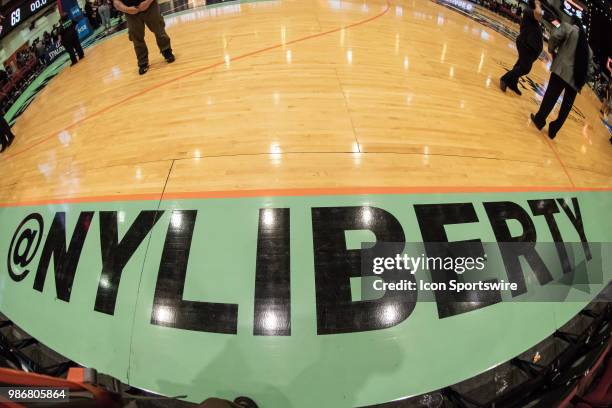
left=139, top=64, right=149, bottom=75
left=499, top=78, right=507, bottom=92
left=162, top=49, right=175, bottom=63
left=548, top=120, right=561, bottom=139
left=509, top=83, right=522, bottom=95
left=530, top=113, right=545, bottom=131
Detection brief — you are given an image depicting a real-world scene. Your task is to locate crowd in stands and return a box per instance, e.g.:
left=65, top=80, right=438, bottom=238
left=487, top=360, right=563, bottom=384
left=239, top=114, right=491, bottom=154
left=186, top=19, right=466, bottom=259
left=0, top=1, right=123, bottom=114
left=473, top=0, right=525, bottom=23
left=0, top=47, right=42, bottom=115
left=85, top=0, right=123, bottom=31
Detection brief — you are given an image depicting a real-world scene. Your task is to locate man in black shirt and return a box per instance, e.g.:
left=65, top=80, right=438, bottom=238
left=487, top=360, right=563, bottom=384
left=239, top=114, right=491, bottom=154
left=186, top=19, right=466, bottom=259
left=59, top=13, right=85, bottom=66
left=112, top=0, right=175, bottom=75
left=500, top=0, right=543, bottom=95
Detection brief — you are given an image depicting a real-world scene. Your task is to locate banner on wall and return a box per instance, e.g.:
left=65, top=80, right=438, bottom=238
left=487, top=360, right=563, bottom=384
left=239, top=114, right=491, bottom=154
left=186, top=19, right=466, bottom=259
left=57, top=0, right=92, bottom=40
left=75, top=17, right=91, bottom=40
left=45, top=41, right=66, bottom=62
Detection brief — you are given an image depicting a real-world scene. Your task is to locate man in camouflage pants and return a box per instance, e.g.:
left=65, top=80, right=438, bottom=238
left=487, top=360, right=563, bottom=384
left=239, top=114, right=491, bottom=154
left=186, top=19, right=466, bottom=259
left=113, top=0, right=175, bottom=75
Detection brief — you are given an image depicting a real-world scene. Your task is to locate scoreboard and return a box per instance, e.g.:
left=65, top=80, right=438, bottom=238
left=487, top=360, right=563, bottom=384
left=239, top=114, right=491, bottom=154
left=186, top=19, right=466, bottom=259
left=0, top=0, right=54, bottom=39
left=562, top=0, right=584, bottom=20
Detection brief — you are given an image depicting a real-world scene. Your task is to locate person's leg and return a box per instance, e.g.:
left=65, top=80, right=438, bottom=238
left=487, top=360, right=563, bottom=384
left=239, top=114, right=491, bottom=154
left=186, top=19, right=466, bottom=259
left=143, top=1, right=172, bottom=57
left=5, top=121, right=14, bottom=144
left=126, top=13, right=149, bottom=69
left=510, top=47, right=536, bottom=94
left=515, top=51, right=537, bottom=88
left=500, top=41, right=523, bottom=91
left=548, top=83, right=577, bottom=139
left=74, top=39, right=85, bottom=59
left=532, top=73, right=564, bottom=129
left=500, top=58, right=520, bottom=91
left=0, top=122, right=10, bottom=151
left=65, top=44, right=78, bottom=65
left=103, top=8, right=111, bottom=29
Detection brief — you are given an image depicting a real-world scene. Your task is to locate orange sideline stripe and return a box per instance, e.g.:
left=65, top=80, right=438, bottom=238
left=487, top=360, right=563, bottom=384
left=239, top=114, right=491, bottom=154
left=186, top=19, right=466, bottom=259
left=0, top=185, right=611, bottom=208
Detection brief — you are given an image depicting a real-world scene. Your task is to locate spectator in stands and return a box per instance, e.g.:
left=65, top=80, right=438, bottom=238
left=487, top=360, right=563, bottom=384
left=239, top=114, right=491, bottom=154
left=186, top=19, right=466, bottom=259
left=34, top=39, right=48, bottom=65
left=0, top=115, right=14, bottom=153
left=499, top=0, right=543, bottom=95
left=0, top=69, right=8, bottom=85
left=59, top=13, right=85, bottom=66
left=43, top=31, right=52, bottom=47
left=85, top=0, right=100, bottom=29
left=51, top=24, right=61, bottom=45
left=98, top=0, right=112, bottom=32
left=531, top=16, right=594, bottom=139
left=110, top=0, right=123, bottom=23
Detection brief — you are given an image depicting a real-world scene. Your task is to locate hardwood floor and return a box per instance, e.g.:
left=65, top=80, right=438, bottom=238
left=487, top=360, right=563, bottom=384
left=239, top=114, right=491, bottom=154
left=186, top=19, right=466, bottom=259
left=0, top=0, right=610, bottom=206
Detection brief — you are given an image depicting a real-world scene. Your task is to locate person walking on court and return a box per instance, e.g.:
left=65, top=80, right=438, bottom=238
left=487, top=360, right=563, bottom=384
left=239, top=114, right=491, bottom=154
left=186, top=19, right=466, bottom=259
left=0, top=115, right=15, bottom=153
left=531, top=16, right=593, bottom=139
left=500, top=0, right=543, bottom=95
left=59, top=13, right=85, bottom=66
left=112, top=0, right=175, bottom=75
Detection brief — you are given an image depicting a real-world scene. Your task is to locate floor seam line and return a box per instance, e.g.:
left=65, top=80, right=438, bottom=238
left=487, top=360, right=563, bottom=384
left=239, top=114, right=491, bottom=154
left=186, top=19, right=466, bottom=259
left=334, top=67, right=361, bottom=153
left=125, top=158, right=175, bottom=385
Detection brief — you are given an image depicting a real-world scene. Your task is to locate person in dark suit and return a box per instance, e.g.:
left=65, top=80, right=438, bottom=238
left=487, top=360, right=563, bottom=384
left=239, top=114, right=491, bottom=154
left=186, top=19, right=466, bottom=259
left=59, top=13, right=85, bottom=66
left=531, top=16, right=593, bottom=139
left=500, top=0, right=543, bottom=95
left=0, top=115, right=14, bottom=153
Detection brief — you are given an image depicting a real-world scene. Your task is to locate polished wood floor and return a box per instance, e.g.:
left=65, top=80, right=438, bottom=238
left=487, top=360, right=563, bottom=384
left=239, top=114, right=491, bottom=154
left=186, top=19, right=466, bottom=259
left=1, top=0, right=611, bottom=205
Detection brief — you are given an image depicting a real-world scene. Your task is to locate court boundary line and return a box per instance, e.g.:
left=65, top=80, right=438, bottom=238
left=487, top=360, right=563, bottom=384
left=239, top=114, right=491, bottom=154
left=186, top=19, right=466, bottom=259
left=540, top=132, right=576, bottom=187
left=1, top=185, right=611, bottom=208
left=3, top=0, right=392, bottom=159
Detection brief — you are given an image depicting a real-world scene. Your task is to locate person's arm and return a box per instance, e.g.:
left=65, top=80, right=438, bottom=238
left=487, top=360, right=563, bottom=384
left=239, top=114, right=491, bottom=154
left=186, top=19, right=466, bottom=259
left=113, top=0, right=139, bottom=14
left=548, top=22, right=567, bottom=55
left=137, top=0, right=155, bottom=12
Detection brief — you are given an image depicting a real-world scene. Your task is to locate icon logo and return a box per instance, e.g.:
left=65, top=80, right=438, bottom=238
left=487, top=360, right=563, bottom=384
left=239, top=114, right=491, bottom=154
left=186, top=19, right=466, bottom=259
left=7, top=213, right=44, bottom=282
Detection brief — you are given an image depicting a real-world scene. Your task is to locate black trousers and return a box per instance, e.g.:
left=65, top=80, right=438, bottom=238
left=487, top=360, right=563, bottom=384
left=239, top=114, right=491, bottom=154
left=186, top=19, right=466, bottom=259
left=64, top=39, right=84, bottom=64
left=534, top=73, right=577, bottom=134
left=501, top=41, right=539, bottom=88
left=125, top=1, right=172, bottom=67
left=0, top=116, right=14, bottom=150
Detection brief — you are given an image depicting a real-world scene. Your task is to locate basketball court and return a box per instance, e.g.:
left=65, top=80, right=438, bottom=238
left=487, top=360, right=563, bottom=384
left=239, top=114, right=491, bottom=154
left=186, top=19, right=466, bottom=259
left=0, top=0, right=610, bottom=406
